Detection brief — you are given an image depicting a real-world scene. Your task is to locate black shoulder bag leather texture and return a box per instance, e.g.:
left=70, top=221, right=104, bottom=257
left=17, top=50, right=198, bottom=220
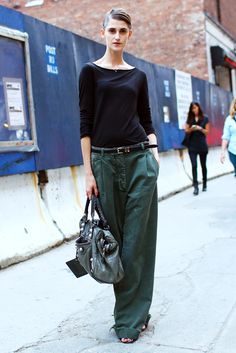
left=75, top=196, right=124, bottom=284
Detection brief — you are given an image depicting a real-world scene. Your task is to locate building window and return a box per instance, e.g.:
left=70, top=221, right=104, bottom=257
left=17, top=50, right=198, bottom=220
left=214, top=66, right=232, bottom=91
left=211, top=45, right=236, bottom=92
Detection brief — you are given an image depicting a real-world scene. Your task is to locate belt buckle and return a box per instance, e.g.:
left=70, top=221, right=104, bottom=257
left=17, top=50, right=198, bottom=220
left=117, top=146, right=130, bottom=154
left=117, top=147, right=123, bottom=154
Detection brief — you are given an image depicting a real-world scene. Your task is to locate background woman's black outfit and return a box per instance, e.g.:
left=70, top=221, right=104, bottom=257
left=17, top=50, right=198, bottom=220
left=187, top=117, right=209, bottom=193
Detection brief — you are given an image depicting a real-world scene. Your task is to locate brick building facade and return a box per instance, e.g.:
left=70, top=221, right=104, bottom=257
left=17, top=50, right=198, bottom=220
left=205, top=0, right=236, bottom=39
left=1, top=0, right=236, bottom=93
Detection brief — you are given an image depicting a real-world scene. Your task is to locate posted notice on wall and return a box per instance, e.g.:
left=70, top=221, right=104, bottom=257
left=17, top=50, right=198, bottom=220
left=175, top=70, right=193, bottom=129
left=3, top=78, right=26, bottom=129
left=45, top=44, right=58, bottom=75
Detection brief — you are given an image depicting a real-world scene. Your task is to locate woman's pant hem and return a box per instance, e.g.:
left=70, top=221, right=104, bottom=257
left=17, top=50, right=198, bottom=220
left=114, top=326, right=140, bottom=340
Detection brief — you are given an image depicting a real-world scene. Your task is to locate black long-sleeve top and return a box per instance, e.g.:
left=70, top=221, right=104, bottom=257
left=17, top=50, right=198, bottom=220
left=79, top=63, right=156, bottom=147
left=188, top=116, right=209, bottom=153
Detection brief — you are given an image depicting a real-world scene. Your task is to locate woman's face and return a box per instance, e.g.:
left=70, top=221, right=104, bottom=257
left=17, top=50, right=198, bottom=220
left=192, top=104, right=199, bottom=116
left=101, top=18, right=132, bottom=52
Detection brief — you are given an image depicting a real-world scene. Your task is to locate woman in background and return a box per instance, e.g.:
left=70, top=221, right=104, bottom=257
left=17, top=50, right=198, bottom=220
left=220, top=98, right=236, bottom=176
left=185, top=102, right=210, bottom=195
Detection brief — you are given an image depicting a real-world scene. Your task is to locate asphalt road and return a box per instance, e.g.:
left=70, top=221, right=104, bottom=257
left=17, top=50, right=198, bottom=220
left=1, top=173, right=236, bottom=353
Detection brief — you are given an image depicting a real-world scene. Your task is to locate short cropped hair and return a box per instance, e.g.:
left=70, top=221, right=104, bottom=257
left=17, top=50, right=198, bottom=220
left=103, top=8, right=132, bottom=29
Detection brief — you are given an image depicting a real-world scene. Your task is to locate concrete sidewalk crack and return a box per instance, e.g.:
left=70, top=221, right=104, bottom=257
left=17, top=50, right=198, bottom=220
left=207, top=299, right=236, bottom=353
left=157, top=343, right=208, bottom=352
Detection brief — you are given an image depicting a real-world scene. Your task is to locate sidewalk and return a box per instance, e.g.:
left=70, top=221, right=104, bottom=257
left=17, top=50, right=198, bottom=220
left=1, top=174, right=236, bottom=353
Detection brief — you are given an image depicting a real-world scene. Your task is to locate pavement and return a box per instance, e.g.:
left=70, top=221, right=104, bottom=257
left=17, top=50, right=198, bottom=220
left=1, top=173, right=236, bottom=353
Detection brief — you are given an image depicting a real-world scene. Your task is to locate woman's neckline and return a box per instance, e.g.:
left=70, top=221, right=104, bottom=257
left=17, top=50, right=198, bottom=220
left=92, top=62, right=136, bottom=72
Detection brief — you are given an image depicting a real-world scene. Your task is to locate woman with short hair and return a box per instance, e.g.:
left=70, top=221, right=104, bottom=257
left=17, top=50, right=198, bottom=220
left=79, top=8, right=159, bottom=343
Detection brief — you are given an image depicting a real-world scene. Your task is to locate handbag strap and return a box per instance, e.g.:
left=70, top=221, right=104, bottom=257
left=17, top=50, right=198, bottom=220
left=83, top=197, right=96, bottom=220
left=84, top=196, right=109, bottom=228
left=84, top=197, right=90, bottom=216
left=94, top=196, right=110, bottom=229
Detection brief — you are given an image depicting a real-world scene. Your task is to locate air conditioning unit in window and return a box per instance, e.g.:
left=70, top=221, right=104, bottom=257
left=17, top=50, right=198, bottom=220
left=25, top=0, right=44, bottom=7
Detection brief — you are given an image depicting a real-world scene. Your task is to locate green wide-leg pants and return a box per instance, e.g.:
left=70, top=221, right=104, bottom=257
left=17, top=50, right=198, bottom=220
left=91, top=149, right=159, bottom=340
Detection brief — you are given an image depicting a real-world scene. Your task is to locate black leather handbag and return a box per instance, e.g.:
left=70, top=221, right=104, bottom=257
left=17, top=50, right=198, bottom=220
left=75, top=196, right=124, bottom=284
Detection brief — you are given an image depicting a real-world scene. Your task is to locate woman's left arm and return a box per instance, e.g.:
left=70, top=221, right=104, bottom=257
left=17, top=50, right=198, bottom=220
left=138, top=74, right=160, bottom=164
left=148, top=133, right=160, bottom=164
left=197, top=122, right=210, bottom=136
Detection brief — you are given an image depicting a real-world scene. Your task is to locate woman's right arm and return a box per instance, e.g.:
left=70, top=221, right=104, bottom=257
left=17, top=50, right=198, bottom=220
left=79, top=65, right=98, bottom=198
left=220, top=139, right=229, bottom=163
left=220, top=117, right=230, bottom=163
left=81, top=136, right=98, bottom=198
left=185, top=124, right=195, bottom=133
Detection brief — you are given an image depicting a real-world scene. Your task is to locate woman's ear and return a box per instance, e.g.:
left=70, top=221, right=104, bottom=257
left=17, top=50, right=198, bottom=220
left=128, top=29, right=133, bottom=39
left=100, top=27, right=105, bottom=38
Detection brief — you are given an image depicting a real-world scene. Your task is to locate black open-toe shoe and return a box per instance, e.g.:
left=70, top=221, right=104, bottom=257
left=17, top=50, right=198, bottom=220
left=141, top=313, right=151, bottom=332
left=120, top=338, right=137, bottom=344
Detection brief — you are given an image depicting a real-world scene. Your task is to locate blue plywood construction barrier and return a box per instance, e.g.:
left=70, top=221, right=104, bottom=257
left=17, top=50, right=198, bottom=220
left=25, top=14, right=112, bottom=171
left=154, top=65, right=180, bottom=151
left=0, top=6, right=36, bottom=175
left=0, top=5, right=24, bottom=31
left=23, top=17, right=82, bottom=170
left=0, top=5, right=233, bottom=176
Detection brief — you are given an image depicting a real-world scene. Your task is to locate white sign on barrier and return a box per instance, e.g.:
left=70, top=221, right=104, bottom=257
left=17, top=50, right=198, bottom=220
left=175, top=70, right=193, bottom=129
left=3, top=78, right=26, bottom=129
